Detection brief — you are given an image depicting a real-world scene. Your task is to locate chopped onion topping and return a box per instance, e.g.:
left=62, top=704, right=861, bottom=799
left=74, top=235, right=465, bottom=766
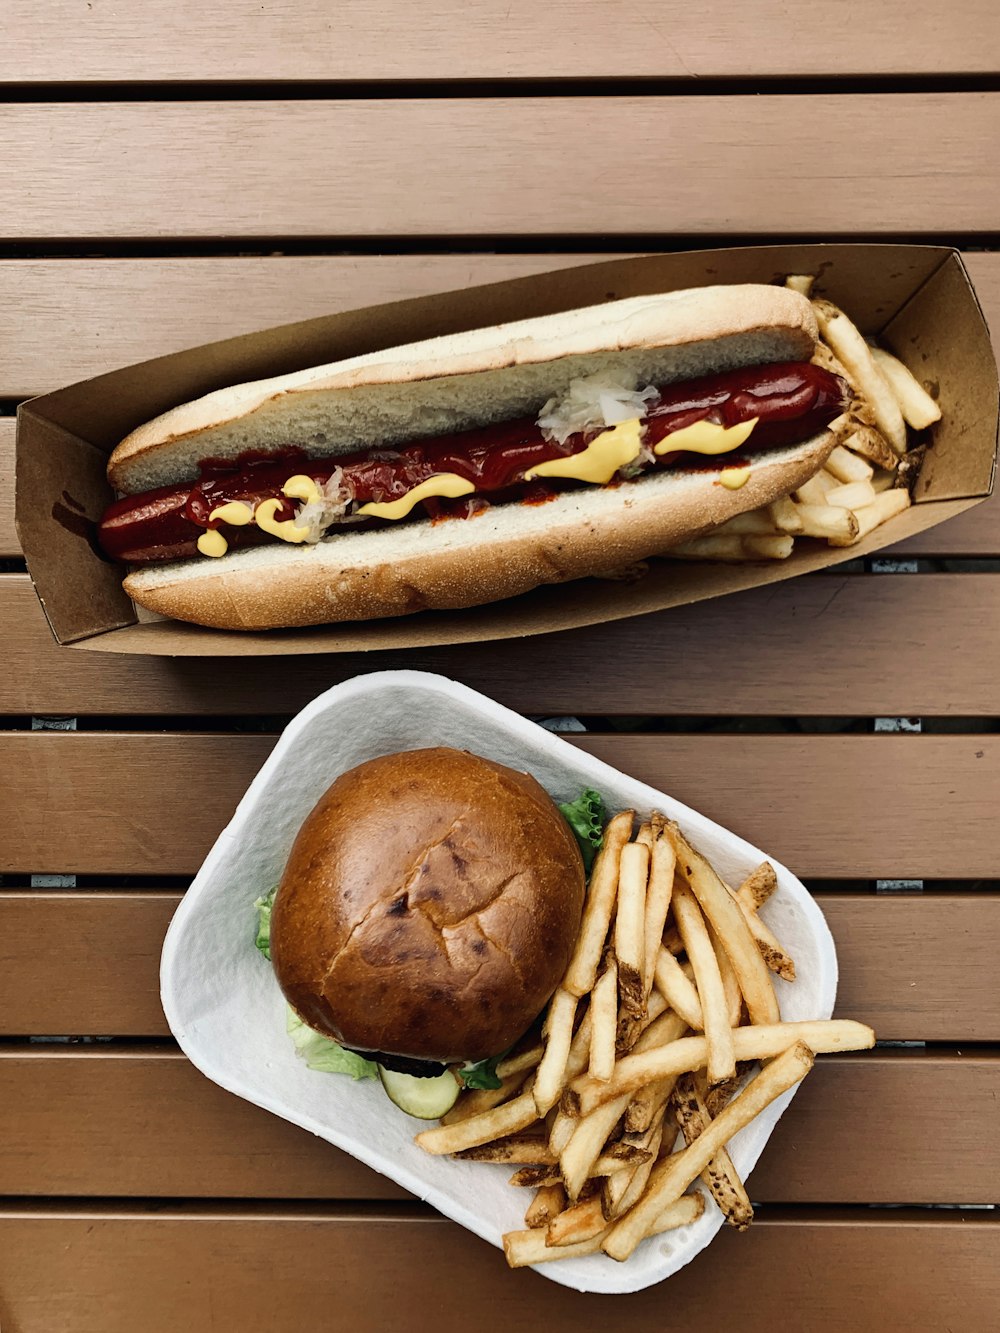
left=537, top=372, right=660, bottom=445
left=294, top=469, right=353, bottom=542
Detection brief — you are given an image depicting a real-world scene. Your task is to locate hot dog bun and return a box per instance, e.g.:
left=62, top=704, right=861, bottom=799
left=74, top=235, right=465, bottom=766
left=108, top=284, right=817, bottom=492
left=123, top=430, right=836, bottom=630
left=110, top=282, right=836, bottom=630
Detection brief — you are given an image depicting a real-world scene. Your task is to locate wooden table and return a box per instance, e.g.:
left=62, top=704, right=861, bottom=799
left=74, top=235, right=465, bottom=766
left=2, top=6, right=998, bottom=1329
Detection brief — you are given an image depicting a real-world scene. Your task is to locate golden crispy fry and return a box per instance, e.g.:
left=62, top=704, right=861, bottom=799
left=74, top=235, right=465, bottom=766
left=784, top=273, right=815, bottom=298
left=743, top=534, right=794, bottom=560
left=733, top=892, right=796, bottom=982
left=842, top=424, right=899, bottom=471
left=654, top=945, right=704, bottom=1030
left=667, top=534, right=747, bottom=562
left=615, top=842, right=649, bottom=1019
left=767, top=495, right=804, bottom=534
left=623, top=1076, right=677, bottom=1136
left=524, top=1183, right=566, bottom=1229
left=829, top=486, right=910, bottom=547
left=825, top=479, right=877, bottom=511
left=506, top=1195, right=704, bottom=1267
left=736, top=862, right=778, bottom=911
left=546, top=1195, right=608, bottom=1246
left=605, top=1044, right=814, bottom=1260
left=570, top=1019, right=874, bottom=1116
left=668, top=823, right=779, bottom=1027
left=495, top=1042, right=544, bottom=1079
left=603, top=1109, right=665, bottom=1220
left=415, top=1083, right=540, bottom=1155
left=563, top=811, right=634, bottom=997
left=791, top=501, right=859, bottom=543
left=672, top=880, right=734, bottom=1086
left=534, top=988, right=579, bottom=1115
left=548, top=1107, right=577, bottom=1157
left=453, top=1135, right=555, bottom=1165
left=813, top=300, right=907, bottom=453
left=635, top=821, right=654, bottom=850
left=440, top=1068, right=530, bottom=1126
left=870, top=346, right=942, bottom=430
left=642, top=814, right=676, bottom=1000
left=711, top=925, right=744, bottom=1028
left=825, top=443, right=874, bottom=485
left=793, top=471, right=836, bottom=506
left=589, top=955, right=619, bottom=1082
left=716, top=510, right=781, bottom=536
left=672, top=1074, right=753, bottom=1230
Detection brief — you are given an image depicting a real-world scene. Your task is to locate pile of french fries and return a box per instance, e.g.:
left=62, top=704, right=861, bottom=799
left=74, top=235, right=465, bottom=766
left=669, top=274, right=941, bottom=563
left=415, top=812, right=875, bottom=1268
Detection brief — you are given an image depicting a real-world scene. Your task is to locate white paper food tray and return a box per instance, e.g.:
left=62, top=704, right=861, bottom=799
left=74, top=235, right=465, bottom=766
left=160, top=670, right=837, bottom=1294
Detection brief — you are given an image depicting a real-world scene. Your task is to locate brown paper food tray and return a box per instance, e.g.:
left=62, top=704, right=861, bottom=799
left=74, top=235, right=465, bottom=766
left=15, top=244, right=998, bottom=656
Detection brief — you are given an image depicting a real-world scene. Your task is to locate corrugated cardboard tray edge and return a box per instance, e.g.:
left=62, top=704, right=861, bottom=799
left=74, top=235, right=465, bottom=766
left=14, top=243, right=998, bottom=656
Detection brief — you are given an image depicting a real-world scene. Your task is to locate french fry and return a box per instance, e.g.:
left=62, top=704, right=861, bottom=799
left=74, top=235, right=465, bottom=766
left=603, top=1115, right=664, bottom=1220
left=792, top=501, right=859, bottom=543
left=734, top=892, right=796, bottom=982
left=546, top=1195, right=608, bottom=1247
left=825, top=479, right=876, bottom=510
left=635, top=821, right=654, bottom=850
left=507, top=1149, right=644, bottom=1192
left=743, top=534, right=794, bottom=560
left=496, top=1042, right=544, bottom=1079
left=736, top=862, right=778, bottom=910
left=548, top=1107, right=577, bottom=1157
left=589, top=956, right=619, bottom=1082
left=505, top=1194, right=703, bottom=1267
left=653, top=945, right=704, bottom=1030
left=842, top=424, right=899, bottom=471
left=871, top=468, right=896, bottom=494
left=870, top=346, right=942, bottom=430
left=784, top=273, right=815, bottom=298
left=453, top=1135, right=555, bottom=1165
left=533, top=988, right=578, bottom=1115
left=415, top=1083, right=540, bottom=1154
left=672, top=880, right=735, bottom=1087
left=672, top=1073, right=753, bottom=1230
left=570, top=1019, right=874, bottom=1116
left=667, top=534, right=747, bottom=562
left=614, top=842, right=649, bottom=1019
left=810, top=340, right=852, bottom=382
left=524, top=1183, right=566, bottom=1229
left=623, top=1074, right=677, bottom=1135
left=440, top=1068, right=530, bottom=1125
left=715, top=510, right=781, bottom=536
left=829, top=486, right=910, bottom=546
left=604, top=1043, right=815, bottom=1261
left=768, top=495, right=804, bottom=534
left=668, top=823, right=779, bottom=1027
left=712, top=926, right=744, bottom=1028
left=563, top=811, right=634, bottom=997
left=825, top=443, right=874, bottom=485
left=812, top=300, right=907, bottom=453
left=642, top=815, right=676, bottom=1000
left=793, top=471, right=836, bottom=506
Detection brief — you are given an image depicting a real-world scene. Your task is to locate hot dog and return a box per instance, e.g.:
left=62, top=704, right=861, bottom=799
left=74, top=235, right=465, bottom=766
left=98, top=284, right=851, bottom=630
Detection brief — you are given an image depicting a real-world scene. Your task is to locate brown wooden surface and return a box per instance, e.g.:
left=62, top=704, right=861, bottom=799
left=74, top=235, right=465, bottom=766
left=5, top=251, right=1000, bottom=397
left=4, top=573, right=1000, bottom=714
left=0, top=1210, right=994, bottom=1332
left=0, top=1048, right=993, bottom=1203
left=3, top=891, right=995, bottom=1042
left=2, top=731, right=995, bottom=877
left=6, top=97, right=1000, bottom=239
left=7, top=0, right=1000, bottom=81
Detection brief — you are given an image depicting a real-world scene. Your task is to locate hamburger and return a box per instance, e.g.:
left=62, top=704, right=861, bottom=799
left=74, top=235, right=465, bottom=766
left=266, top=747, right=588, bottom=1117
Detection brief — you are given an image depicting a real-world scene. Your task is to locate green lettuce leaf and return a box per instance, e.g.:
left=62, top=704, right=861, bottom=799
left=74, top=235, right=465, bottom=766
left=253, top=884, right=278, bottom=959
left=460, top=1053, right=504, bottom=1091
left=286, top=1005, right=379, bottom=1081
left=559, top=787, right=606, bottom=873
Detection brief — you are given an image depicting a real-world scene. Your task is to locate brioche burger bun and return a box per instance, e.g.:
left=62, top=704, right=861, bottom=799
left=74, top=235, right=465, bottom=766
left=269, top=747, right=586, bottom=1081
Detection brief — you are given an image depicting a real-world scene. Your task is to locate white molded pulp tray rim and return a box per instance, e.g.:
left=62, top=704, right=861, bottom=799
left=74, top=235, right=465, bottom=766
left=160, top=669, right=838, bottom=1294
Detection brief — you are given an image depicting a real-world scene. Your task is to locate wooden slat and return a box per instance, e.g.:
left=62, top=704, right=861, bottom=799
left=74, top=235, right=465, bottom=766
left=5, top=251, right=1000, bottom=396
left=0, top=1209, right=994, bottom=1331
left=0, top=1048, right=992, bottom=1202
left=0, top=421, right=15, bottom=557
left=6, top=0, right=1000, bottom=80
left=1, top=733, right=997, bottom=877
left=3, top=891, right=993, bottom=1041
left=5, top=97, right=999, bottom=238
left=6, top=573, right=1000, bottom=714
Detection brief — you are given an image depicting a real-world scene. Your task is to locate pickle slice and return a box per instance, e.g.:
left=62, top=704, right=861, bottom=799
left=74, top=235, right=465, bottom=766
left=377, top=1065, right=461, bottom=1120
